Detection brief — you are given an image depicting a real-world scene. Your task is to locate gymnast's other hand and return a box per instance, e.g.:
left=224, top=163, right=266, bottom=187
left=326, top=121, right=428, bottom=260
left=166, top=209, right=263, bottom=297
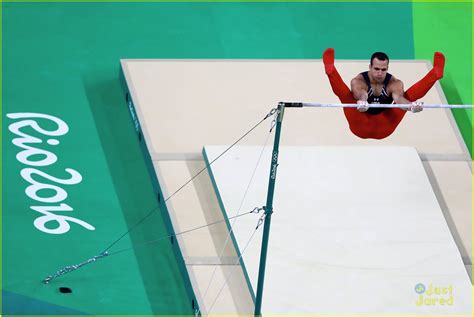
left=410, top=101, right=424, bottom=113
left=357, top=100, right=369, bottom=112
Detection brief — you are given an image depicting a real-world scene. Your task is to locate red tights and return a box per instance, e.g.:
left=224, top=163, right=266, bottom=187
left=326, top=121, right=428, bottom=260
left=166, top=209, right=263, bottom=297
left=323, top=48, right=445, bottom=139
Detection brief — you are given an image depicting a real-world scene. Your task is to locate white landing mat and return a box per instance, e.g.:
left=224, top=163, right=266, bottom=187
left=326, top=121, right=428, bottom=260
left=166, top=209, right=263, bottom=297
left=203, top=145, right=472, bottom=314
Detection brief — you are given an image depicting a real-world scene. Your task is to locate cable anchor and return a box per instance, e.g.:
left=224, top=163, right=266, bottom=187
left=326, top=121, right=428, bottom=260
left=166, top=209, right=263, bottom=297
left=250, top=206, right=265, bottom=214
left=263, top=107, right=279, bottom=120
left=42, top=251, right=109, bottom=284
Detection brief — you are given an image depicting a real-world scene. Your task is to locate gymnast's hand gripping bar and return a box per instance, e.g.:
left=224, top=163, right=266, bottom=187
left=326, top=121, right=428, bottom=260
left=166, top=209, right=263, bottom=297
left=280, top=102, right=473, bottom=109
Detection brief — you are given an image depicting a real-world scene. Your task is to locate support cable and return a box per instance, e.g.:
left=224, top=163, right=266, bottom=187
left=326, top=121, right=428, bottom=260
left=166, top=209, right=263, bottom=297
left=42, top=108, right=277, bottom=284
left=101, top=107, right=278, bottom=255
left=43, top=208, right=262, bottom=284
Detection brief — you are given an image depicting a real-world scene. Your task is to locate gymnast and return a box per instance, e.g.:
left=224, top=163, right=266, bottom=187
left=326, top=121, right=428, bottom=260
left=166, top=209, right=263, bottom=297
left=323, top=48, right=445, bottom=139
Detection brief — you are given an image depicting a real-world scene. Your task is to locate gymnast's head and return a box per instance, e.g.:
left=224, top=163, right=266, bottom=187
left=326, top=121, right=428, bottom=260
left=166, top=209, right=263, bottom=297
left=369, top=52, right=389, bottom=83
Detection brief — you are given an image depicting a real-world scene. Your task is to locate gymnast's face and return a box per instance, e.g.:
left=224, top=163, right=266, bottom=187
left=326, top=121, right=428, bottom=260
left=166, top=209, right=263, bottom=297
left=369, top=58, right=389, bottom=84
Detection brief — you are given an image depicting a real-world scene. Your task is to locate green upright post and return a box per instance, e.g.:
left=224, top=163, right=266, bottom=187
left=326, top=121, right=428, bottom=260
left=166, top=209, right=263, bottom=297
left=254, top=103, right=285, bottom=316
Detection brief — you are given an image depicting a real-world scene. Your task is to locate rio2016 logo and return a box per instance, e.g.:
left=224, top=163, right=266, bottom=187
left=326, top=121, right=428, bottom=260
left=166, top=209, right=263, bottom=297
left=7, top=112, right=95, bottom=235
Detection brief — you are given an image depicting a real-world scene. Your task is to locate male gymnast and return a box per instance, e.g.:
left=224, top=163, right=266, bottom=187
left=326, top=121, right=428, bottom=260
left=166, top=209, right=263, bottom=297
left=323, top=48, right=445, bottom=139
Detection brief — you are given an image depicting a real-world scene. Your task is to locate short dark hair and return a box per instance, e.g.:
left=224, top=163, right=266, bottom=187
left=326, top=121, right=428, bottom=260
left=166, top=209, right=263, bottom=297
left=370, top=52, right=389, bottom=65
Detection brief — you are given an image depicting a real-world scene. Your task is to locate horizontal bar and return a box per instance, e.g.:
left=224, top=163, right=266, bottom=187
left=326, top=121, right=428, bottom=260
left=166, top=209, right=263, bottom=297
left=279, top=102, right=473, bottom=109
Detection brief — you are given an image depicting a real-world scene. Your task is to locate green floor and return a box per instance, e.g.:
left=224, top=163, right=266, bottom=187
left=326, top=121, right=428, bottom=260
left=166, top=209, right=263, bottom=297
left=2, top=2, right=471, bottom=315
left=413, top=2, right=472, bottom=155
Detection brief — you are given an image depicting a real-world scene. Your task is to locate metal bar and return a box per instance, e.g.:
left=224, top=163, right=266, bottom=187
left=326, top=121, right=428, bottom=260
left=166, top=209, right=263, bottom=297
left=280, top=102, right=474, bottom=109
left=254, top=103, right=285, bottom=316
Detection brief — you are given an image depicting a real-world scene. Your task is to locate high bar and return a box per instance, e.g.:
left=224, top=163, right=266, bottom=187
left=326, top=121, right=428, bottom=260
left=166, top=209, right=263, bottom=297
left=280, top=102, right=473, bottom=109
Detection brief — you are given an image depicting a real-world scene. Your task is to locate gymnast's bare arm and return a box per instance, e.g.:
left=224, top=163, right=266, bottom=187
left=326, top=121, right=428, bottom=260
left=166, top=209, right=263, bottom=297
left=389, top=77, right=423, bottom=113
left=350, top=74, right=369, bottom=102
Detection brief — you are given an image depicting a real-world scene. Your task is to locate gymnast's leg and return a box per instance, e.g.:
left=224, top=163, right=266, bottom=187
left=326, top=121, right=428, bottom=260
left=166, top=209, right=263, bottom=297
left=322, top=48, right=372, bottom=137
left=405, top=52, right=445, bottom=101
left=323, top=48, right=356, bottom=103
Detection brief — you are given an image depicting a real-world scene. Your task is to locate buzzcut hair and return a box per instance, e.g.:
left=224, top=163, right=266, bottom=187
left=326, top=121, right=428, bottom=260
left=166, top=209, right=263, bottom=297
left=370, top=52, right=389, bottom=65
